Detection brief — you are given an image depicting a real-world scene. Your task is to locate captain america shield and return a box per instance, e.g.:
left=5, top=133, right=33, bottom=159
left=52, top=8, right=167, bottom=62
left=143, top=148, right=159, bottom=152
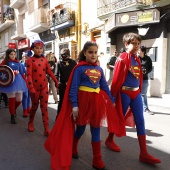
left=0, top=65, right=15, bottom=87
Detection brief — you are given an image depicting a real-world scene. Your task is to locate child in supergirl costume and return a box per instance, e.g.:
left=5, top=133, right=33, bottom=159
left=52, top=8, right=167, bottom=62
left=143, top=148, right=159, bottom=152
left=0, top=48, right=27, bottom=124
left=26, top=40, right=59, bottom=136
left=105, top=33, right=161, bottom=164
left=44, top=41, right=125, bottom=170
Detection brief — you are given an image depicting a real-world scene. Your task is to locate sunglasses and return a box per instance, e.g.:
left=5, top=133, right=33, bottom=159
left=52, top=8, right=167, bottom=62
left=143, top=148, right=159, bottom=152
left=61, top=54, right=68, bottom=57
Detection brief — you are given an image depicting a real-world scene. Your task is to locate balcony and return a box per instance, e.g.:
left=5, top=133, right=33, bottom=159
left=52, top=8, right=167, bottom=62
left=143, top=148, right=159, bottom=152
left=0, top=10, right=15, bottom=33
left=10, top=0, right=25, bottom=9
left=29, top=7, right=49, bottom=33
left=50, top=2, right=76, bottom=31
left=50, top=10, right=75, bottom=30
left=11, top=34, right=26, bottom=40
left=97, top=0, right=150, bottom=20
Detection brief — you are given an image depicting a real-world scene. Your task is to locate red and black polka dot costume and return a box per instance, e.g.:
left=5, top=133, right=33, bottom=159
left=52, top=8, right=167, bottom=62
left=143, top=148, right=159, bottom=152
left=26, top=41, right=58, bottom=136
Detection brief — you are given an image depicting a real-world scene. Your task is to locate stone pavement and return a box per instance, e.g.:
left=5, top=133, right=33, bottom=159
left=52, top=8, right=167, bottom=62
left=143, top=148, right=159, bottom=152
left=0, top=94, right=169, bottom=170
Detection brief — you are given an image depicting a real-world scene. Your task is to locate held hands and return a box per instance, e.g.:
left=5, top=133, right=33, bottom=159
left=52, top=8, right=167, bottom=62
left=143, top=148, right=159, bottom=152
left=29, top=88, right=36, bottom=97
left=13, top=70, right=19, bottom=75
left=50, top=66, right=54, bottom=70
left=71, top=107, right=79, bottom=121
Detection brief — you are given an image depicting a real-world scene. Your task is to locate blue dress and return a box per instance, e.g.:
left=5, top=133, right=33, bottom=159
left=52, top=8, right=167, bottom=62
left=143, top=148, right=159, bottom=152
left=0, top=60, right=27, bottom=93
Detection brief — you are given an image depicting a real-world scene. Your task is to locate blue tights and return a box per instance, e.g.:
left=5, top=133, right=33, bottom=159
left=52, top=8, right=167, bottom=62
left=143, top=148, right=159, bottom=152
left=74, top=125, right=100, bottom=142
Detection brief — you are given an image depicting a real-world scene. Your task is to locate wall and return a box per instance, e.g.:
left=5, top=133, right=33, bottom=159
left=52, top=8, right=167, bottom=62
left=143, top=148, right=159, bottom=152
left=142, top=35, right=167, bottom=97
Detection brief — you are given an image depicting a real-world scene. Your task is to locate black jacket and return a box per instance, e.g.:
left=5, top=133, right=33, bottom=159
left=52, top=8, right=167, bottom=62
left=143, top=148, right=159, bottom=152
left=107, top=56, right=117, bottom=71
left=56, top=58, right=77, bottom=83
left=139, top=55, right=152, bottom=80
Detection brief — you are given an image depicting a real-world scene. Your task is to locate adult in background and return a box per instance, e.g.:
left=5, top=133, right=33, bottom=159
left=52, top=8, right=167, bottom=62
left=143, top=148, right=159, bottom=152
left=138, top=46, right=154, bottom=115
left=55, top=48, right=77, bottom=119
left=46, top=53, right=58, bottom=104
left=107, top=50, right=119, bottom=85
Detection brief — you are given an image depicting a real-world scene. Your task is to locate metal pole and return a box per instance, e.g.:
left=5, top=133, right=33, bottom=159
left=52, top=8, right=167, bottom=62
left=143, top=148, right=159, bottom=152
left=78, top=0, right=81, bottom=53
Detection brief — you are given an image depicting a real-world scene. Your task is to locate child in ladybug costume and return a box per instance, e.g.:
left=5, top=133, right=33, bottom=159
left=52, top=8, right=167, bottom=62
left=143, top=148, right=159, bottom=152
left=26, top=40, right=59, bottom=136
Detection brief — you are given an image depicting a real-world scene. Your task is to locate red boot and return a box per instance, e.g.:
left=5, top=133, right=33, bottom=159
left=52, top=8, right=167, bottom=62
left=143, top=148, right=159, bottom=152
left=72, top=137, right=80, bottom=159
left=105, top=133, right=120, bottom=152
left=28, top=109, right=35, bottom=132
left=23, top=109, right=28, bottom=117
left=44, top=123, right=51, bottom=136
left=138, top=135, right=161, bottom=164
left=28, top=122, right=34, bottom=132
left=27, top=106, right=30, bottom=114
left=91, top=141, right=106, bottom=170
left=15, top=101, right=21, bottom=110
left=8, top=98, right=17, bottom=124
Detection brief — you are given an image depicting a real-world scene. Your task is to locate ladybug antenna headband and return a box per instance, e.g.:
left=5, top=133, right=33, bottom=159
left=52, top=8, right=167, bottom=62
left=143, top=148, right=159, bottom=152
left=31, top=40, right=45, bottom=49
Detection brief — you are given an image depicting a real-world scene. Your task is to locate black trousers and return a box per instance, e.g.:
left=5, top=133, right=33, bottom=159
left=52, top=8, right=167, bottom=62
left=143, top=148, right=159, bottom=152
left=57, top=83, right=67, bottom=115
left=0, top=92, right=8, bottom=106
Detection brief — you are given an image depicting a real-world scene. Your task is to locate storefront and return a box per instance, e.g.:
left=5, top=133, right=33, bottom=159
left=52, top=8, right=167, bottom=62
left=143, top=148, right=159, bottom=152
left=105, top=8, right=170, bottom=96
left=18, top=39, right=30, bottom=60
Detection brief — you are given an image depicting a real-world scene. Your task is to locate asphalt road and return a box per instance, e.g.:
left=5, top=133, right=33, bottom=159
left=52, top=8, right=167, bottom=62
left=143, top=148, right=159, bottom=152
left=0, top=95, right=169, bottom=170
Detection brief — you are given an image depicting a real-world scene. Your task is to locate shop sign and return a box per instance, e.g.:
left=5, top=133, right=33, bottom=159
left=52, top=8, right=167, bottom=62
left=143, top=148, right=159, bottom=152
left=115, top=9, right=160, bottom=27
left=18, top=39, right=30, bottom=49
left=8, top=43, right=16, bottom=49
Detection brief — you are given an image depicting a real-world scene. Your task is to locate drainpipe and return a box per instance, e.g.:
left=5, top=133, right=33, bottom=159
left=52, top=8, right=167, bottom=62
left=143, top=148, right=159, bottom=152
left=77, top=0, right=81, bottom=54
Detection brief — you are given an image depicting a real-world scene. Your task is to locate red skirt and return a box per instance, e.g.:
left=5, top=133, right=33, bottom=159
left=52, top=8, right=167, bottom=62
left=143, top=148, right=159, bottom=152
left=76, top=90, right=126, bottom=136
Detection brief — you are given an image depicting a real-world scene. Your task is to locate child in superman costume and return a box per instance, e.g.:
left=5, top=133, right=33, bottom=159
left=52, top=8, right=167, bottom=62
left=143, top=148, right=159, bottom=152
left=44, top=41, right=126, bottom=170
left=26, top=40, right=58, bottom=136
left=105, top=32, right=161, bottom=164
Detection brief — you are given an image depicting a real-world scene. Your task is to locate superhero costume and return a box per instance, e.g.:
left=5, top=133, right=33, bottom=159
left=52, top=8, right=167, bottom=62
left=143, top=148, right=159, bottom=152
left=27, top=54, right=58, bottom=136
left=44, top=61, right=125, bottom=170
left=0, top=59, right=27, bottom=124
left=21, top=62, right=30, bottom=117
left=106, top=52, right=161, bottom=164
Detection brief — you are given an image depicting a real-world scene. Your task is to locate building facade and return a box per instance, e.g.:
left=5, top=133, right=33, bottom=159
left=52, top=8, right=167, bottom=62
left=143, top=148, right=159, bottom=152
left=97, top=0, right=170, bottom=96
left=0, top=0, right=170, bottom=96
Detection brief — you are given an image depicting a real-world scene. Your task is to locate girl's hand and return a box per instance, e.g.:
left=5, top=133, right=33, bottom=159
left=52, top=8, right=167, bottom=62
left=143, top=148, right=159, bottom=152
left=112, top=103, right=116, bottom=107
left=13, top=70, right=19, bottom=75
left=71, top=107, right=79, bottom=121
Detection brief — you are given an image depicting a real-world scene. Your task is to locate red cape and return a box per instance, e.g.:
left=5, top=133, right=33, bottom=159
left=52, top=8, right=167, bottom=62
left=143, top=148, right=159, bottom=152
left=111, top=52, right=143, bottom=127
left=44, top=61, right=126, bottom=170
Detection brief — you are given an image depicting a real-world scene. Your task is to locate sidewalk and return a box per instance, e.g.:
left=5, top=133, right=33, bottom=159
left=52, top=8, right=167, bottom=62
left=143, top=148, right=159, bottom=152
left=0, top=94, right=169, bottom=170
left=148, top=94, right=170, bottom=113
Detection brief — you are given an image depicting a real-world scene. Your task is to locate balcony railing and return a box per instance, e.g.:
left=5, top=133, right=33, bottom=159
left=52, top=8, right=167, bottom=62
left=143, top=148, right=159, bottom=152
left=3, top=7, right=14, bottom=22
left=50, top=10, right=74, bottom=27
left=97, top=0, right=149, bottom=19
left=49, top=2, right=76, bottom=29
left=29, top=7, right=49, bottom=33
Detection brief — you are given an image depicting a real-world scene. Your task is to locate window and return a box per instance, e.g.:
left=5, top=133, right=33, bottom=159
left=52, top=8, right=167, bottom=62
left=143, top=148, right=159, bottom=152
left=146, top=47, right=157, bottom=62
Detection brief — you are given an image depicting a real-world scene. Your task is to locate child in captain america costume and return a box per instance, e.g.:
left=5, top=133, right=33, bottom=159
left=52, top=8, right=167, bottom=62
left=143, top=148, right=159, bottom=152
left=0, top=48, right=27, bottom=124
left=105, top=32, right=161, bottom=164
left=44, top=41, right=125, bottom=170
left=26, top=40, right=59, bottom=136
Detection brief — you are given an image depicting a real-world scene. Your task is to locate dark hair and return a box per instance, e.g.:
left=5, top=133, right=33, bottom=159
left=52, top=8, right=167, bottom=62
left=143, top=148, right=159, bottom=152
left=4, top=48, right=16, bottom=65
left=140, top=46, right=147, bottom=54
left=78, top=41, right=98, bottom=62
left=123, top=32, right=142, bottom=44
left=60, top=48, right=70, bottom=56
